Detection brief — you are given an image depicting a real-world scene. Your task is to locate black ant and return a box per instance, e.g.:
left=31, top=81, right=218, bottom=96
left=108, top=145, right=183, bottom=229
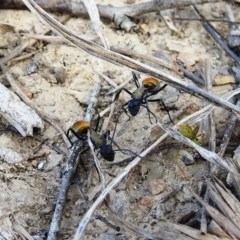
left=66, top=120, right=115, bottom=161
left=66, top=115, right=139, bottom=162
left=114, top=72, right=174, bottom=124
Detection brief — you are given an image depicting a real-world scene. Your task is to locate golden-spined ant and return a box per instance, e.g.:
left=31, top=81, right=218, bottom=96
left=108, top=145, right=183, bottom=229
left=67, top=120, right=115, bottom=161
left=114, top=72, right=174, bottom=124
left=66, top=116, right=139, bottom=162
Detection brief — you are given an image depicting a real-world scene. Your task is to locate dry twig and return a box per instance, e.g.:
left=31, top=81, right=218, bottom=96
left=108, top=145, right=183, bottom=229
left=192, top=5, right=240, bottom=65
left=2, top=0, right=223, bottom=31
left=83, top=0, right=109, bottom=49
left=87, top=131, right=106, bottom=191
left=111, top=46, right=205, bottom=85
left=192, top=186, right=240, bottom=239
left=47, top=83, right=101, bottom=240
left=158, top=123, right=238, bottom=174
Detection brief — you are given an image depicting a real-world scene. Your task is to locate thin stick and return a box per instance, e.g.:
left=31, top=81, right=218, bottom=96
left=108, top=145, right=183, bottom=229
left=47, top=83, right=100, bottom=240
left=211, top=6, right=240, bottom=174
left=111, top=46, right=205, bottom=85
left=4, top=0, right=223, bottom=31
left=0, top=16, right=70, bottom=65
left=205, top=59, right=216, bottom=153
left=201, top=186, right=209, bottom=234
left=101, top=93, right=116, bottom=133
left=95, top=71, right=118, bottom=88
left=87, top=131, right=106, bottom=191
left=106, top=76, right=134, bottom=95
left=192, top=6, right=240, bottom=65
left=173, top=17, right=240, bottom=24
left=200, top=59, right=214, bottom=234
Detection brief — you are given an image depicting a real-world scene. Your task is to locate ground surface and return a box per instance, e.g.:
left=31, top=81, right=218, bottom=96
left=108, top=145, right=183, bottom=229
left=0, top=0, right=239, bottom=239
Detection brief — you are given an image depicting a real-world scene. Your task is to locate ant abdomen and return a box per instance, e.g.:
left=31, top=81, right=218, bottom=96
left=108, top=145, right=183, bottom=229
left=142, top=77, right=161, bottom=94
left=71, top=121, right=90, bottom=136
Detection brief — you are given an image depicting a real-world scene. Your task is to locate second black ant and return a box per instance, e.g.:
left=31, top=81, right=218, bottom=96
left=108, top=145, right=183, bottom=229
left=114, top=72, right=175, bottom=124
left=67, top=120, right=115, bottom=161
left=66, top=113, right=140, bottom=162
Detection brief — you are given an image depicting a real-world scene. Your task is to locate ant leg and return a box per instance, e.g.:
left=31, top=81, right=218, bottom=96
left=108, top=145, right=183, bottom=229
left=121, top=103, right=130, bottom=121
left=101, top=130, right=110, bottom=140
left=155, top=84, right=167, bottom=94
left=132, top=72, right=140, bottom=88
left=107, top=134, right=143, bottom=158
left=113, top=88, right=132, bottom=103
left=66, top=128, right=87, bottom=148
left=146, top=83, right=167, bottom=96
left=140, top=104, right=158, bottom=124
left=66, top=129, right=74, bottom=147
left=111, top=110, right=125, bottom=144
left=143, top=99, right=155, bottom=124
left=148, top=98, right=174, bottom=124
left=111, top=102, right=131, bottom=145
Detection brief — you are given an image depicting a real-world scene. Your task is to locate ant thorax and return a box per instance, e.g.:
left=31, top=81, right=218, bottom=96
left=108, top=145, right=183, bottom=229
left=131, top=87, right=145, bottom=100
left=90, top=130, right=107, bottom=149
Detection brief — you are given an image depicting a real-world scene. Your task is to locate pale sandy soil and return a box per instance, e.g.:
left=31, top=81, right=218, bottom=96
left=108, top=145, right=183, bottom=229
left=0, top=1, right=239, bottom=239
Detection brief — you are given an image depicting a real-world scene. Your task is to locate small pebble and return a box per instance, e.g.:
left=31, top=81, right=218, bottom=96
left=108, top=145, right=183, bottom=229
left=179, top=150, right=195, bottom=165
left=137, top=196, right=154, bottom=207
left=53, top=67, right=66, bottom=83
left=149, top=179, right=166, bottom=195
left=140, top=23, right=150, bottom=34
left=26, top=92, right=33, bottom=99
left=27, top=61, right=38, bottom=75
left=37, top=161, right=46, bottom=170
left=31, top=160, right=38, bottom=168
left=125, top=0, right=136, bottom=3
left=189, top=103, right=199, bottom=112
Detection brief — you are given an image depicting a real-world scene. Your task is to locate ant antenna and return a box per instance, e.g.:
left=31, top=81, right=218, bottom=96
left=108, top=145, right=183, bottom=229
left=147, top=98, right=175, bottom=125
left=110, top=110, right=126, bottom=145
left=108, top=133, right=143, bottom=159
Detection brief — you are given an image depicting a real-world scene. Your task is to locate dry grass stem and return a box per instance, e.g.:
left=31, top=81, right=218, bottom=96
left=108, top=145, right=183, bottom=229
left=87, top=131, right=106, bottom=191
left=83, top=0, right=109, bottom=49
left=191, top=190, right=240, bottom=239
left=95, top=71, right=118, bottom=88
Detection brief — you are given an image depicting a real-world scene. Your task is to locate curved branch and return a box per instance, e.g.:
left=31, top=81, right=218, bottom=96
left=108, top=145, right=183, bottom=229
left=2, top=0, right=223, bottom=31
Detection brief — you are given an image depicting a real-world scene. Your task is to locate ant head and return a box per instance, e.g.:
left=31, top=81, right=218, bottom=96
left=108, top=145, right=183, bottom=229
left=100, top=144, right=115, bottom=162
left=128, top=99, right=141, bottom=116
left=142, top=77, right=160, bottom=93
